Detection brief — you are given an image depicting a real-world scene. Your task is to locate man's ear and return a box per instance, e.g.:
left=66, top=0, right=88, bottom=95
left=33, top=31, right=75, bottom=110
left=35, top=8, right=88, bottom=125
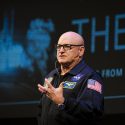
left=79, top=47, right=85, bottom=57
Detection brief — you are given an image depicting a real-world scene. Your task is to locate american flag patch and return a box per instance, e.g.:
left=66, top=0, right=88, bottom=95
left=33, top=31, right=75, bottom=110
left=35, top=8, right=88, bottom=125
left=87, top=79, right=102, bottom=94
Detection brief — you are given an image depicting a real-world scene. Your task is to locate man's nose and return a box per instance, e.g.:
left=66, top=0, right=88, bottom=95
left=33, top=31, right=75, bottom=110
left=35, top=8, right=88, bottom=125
left=59, top=46, right=65, bottom=52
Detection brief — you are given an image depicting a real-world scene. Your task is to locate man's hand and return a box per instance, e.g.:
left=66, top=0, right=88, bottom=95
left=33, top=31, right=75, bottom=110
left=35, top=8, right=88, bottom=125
left=38, top=78, right=64, bottom=105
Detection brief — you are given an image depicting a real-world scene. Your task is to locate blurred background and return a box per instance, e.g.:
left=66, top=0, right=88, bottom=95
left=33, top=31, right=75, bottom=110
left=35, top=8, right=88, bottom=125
left=0, top=0, right=125, bottom=124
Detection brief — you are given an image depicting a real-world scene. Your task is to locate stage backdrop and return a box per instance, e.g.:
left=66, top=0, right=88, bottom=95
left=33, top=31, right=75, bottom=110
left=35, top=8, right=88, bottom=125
left=0, top=0, right=125, bottom=118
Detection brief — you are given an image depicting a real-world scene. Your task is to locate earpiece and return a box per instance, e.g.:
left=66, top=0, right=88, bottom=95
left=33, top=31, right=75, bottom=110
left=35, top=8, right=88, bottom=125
left=55, top=60, right=60, bottom=75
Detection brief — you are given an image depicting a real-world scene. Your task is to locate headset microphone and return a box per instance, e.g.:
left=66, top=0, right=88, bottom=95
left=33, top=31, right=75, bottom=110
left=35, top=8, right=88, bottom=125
left=55, top=60, right=60, bottom=75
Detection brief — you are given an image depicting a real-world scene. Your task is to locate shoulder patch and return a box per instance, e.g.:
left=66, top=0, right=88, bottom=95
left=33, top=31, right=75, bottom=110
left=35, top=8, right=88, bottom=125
left=87, top=79, right=102, bottom=94
left=47, top=77, right=53, bottom=82
left=44, top=77, right=53, bottom=88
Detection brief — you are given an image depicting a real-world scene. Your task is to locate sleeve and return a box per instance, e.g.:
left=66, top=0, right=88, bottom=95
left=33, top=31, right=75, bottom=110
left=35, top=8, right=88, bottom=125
left=57, top=73, right=104, bottom=123
left=37, top=94, right=43, bottom=125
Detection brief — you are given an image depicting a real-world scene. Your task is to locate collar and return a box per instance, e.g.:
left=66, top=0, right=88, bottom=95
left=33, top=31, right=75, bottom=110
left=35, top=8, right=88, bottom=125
left=55, top=58, right=86, bottom=76
left=69, top=58, right=86, bottom=75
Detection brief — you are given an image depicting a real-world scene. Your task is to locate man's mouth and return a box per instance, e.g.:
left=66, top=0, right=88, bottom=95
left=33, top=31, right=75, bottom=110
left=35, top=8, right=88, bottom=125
left=59, top=55, right=66, bottom=58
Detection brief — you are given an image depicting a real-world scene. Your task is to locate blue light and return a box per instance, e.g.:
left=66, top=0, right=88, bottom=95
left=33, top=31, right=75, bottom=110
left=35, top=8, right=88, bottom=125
left=0, top=12, right=55, bottom=77
left=26, top=18, right=55, bottom=75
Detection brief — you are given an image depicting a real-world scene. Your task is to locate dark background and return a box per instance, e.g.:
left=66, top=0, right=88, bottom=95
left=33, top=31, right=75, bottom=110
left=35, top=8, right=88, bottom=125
left=0, top=0, right=125, bottom=124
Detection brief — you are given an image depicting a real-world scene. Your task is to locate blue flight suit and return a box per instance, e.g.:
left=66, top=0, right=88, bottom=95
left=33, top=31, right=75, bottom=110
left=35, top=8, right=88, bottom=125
left=37, top=59, right=104, bottom=125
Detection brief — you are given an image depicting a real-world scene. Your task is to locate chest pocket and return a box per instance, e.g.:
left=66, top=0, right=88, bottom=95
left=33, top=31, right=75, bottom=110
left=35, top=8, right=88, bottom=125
left=63, top=72, right=93, bottom=99
left=62, top=76, right=84, bottom=99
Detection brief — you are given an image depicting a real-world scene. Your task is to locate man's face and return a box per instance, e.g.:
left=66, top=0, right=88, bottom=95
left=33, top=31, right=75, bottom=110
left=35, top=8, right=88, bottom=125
left=56, top=39, right=84, bottom=65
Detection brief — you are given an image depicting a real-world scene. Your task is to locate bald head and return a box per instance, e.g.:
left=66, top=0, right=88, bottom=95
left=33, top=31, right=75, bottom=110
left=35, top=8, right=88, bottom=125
left=58, top=31, right=84, bottom=45
left=57, top=31, right=85, bottom=71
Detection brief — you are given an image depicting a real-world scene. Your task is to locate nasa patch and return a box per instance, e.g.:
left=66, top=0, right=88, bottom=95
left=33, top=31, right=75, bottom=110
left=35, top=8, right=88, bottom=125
left=71, top=74, right=83, bottom=82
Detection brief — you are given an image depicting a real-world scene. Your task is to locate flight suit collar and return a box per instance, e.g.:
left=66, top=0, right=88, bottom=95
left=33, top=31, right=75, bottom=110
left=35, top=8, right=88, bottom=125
left=55, top=59, right=86, bottom=76
left=69, top=58, right=86, bottom=75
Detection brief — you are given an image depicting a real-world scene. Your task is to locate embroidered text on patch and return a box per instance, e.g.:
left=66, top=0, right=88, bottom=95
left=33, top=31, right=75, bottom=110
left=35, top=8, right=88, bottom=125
left=87, top=79, right=102, bottom=93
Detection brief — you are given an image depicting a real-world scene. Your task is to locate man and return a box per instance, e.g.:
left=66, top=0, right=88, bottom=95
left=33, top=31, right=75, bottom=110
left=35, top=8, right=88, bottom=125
left=37, top=31, right=104, bottom=125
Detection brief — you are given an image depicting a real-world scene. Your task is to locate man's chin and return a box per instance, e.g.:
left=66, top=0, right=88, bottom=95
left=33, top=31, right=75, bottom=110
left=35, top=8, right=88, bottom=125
left=58, top=60, right=72, bottom=66
left=58, top=59, right=67, bottom=64
left=58, top=61, right=67, bottom=64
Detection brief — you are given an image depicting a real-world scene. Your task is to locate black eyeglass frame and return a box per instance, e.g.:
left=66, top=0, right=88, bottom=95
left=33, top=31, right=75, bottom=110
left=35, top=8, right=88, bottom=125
left=56, top=44, right=84, bottom=51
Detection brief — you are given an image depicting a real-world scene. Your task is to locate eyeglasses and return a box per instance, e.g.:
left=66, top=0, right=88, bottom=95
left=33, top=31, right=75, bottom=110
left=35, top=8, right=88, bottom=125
left=56, top=44, right=84, bottom=51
